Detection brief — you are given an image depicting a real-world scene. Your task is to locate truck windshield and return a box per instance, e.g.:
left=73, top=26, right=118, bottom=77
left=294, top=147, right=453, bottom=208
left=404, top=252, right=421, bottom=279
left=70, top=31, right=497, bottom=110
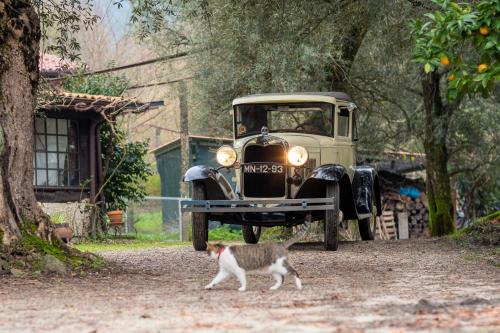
left=234, top=102, right=333, bottom=138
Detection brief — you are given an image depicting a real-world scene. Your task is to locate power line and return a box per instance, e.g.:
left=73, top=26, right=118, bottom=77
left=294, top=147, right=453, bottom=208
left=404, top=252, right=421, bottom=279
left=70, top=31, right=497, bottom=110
left=48, top=51, right=189, bottom=80
left=127, top=76, right=195, bottom=90
left=82, top=51, right=189, bottom=76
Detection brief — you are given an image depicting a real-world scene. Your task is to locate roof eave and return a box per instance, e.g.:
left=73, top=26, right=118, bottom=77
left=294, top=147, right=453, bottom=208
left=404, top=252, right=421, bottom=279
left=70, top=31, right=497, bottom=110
left=43, top=92, right=152, bottom=115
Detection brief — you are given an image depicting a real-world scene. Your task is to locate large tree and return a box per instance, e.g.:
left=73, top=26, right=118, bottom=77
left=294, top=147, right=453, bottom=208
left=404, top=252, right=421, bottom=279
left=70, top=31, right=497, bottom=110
left=0, top=0, right=103, bottom=266
left=0, top=0, right=147, bottom=266
left=0, top=1, right=46, bottom=251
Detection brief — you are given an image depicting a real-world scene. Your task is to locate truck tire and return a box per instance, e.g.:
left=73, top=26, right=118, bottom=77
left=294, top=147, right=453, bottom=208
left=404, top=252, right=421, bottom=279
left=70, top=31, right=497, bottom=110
left=358, top=194, right=377, bottom=240
left=324, top=183, right=339, bottom=251
left=242, top=225, right=261, bottom=244
left=192, top=182, right=208, bottom=251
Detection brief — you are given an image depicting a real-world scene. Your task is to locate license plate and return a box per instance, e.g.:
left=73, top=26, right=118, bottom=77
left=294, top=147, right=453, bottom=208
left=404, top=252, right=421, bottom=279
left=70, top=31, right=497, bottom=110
left=243, top=164, right=284, bottom=174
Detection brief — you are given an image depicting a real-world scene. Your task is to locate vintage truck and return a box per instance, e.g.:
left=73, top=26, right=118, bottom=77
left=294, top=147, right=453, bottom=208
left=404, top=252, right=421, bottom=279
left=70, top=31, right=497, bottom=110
left=182, top=92, right=382, bottom=251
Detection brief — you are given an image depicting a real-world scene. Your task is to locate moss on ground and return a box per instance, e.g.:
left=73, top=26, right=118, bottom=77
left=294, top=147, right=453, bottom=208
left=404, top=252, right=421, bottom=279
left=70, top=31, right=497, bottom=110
left=17, top=229, right=106, bottom=273
left=447, top=211, right=500, bottom=267
left=450, top=211, right=500, bottom=246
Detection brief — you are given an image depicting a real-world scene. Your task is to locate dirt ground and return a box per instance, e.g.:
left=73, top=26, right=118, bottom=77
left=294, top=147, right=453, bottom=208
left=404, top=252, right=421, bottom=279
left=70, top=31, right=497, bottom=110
left=1, top=239, right=499, bottom=333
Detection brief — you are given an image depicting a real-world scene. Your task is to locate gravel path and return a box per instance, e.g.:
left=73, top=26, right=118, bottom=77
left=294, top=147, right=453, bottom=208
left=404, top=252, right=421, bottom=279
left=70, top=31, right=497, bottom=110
left=1, top=239, right=499, bottom=333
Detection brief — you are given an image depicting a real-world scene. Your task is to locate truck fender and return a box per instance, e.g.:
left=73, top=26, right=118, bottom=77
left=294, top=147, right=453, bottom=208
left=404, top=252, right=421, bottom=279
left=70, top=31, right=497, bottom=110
left=353, top=166, right=382, bottom=217
left=294, top=164, right=358, bottom=220
left=183, top=165, right=236, bottom=200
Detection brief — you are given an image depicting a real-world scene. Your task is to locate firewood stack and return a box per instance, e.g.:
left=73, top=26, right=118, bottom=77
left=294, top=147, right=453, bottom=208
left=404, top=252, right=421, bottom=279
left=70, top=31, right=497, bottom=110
left=380, top=180, right=429, bottom=238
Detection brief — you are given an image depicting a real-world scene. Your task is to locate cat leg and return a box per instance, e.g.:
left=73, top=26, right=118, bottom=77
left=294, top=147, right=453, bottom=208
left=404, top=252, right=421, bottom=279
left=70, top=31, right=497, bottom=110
left=235, top=268, right=247, bottom=291
left=205, top=269, right=230, bottom=289
left=269, top=272, right=283, bottom=290
left=283, top=260, right=302, bottom=290
left=269, top=257, right=287, bottom=290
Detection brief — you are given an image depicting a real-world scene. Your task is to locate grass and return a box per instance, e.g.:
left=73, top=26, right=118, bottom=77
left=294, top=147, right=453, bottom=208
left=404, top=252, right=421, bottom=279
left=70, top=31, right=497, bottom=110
left=74, top=239, right=189, bottom=252
left=133, top=211, right=164, bottom=234
left=209, top=225, right=243, bottom=241
left=77, top=209, right=296, bottom=252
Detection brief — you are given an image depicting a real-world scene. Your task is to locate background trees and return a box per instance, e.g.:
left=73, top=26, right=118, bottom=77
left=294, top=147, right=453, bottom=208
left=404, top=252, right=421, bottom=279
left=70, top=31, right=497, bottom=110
left=146, top=0, right=381, bottom=136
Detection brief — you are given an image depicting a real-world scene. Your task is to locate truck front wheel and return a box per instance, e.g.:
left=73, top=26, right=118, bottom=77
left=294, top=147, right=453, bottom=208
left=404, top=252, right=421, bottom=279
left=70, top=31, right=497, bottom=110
left=192, top=182, right=209, bottom=251
left=324, top=183, right=339, bottom=251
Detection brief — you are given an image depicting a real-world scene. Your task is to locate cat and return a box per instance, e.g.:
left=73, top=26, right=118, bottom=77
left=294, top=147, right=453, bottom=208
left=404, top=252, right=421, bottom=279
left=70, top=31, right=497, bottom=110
left=204, top=218, right=310, bottom=291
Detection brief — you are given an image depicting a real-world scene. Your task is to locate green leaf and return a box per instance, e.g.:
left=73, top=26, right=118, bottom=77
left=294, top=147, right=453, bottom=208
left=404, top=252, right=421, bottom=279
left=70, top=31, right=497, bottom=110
left=473, top=74, right=485, bottom=82
left=447, top=88, right=458, bottom=101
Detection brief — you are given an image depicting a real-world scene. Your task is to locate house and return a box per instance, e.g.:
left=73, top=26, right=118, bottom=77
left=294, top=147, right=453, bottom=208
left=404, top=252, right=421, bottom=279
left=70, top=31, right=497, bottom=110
left=36, top=55, right=155, bottom=235
left=34, top=92, right=150, bottom=203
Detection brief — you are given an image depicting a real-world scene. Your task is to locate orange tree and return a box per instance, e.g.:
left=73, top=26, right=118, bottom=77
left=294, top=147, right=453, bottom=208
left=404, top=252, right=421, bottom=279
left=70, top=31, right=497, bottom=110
left=412, top=0, right=499, bottom=236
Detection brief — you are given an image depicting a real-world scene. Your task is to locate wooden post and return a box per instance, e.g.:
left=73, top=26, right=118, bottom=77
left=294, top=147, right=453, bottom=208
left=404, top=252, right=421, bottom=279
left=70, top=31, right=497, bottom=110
left=178, top=81, right=191, bottom=241
left=397, top=212, right=409, bottom=239
left=89, top=119, right=98, bottom=238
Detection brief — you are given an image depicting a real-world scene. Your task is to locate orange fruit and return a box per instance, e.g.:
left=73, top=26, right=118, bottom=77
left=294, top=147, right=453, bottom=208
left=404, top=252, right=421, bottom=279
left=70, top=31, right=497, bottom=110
left=478, top=63, right=488, bottom=73
left=479, top=26, right=490, bottom=35
left=440, top=56, right=450, bottom=66
left=448, top=74, right=456, bottom=81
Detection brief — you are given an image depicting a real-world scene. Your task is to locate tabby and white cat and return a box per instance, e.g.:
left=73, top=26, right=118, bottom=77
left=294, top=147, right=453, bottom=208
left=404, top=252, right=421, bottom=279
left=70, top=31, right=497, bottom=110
left=204, top=220, right=310, bottom=291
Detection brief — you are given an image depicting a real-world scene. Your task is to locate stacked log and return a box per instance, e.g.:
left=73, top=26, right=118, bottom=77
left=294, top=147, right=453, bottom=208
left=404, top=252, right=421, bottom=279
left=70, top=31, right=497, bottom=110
left=381, top=193, right=429, bottom=238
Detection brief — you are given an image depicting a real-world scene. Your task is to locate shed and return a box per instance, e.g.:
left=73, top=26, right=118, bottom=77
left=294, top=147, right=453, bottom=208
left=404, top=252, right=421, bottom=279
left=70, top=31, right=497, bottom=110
left=151, top=135, right=236, bottom=225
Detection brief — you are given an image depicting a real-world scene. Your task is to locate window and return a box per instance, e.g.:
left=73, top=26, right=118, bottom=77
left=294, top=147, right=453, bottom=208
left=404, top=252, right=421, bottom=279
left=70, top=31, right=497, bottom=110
left=234, top=103, right=334, bottom=138
left=33, top=118, right=79, bottom=187
left=338, top=108, right=350, bottom=137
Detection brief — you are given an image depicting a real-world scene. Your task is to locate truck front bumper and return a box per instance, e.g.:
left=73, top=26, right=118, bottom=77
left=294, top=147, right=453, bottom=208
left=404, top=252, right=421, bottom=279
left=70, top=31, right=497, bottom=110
left=181, top=198, right=338, bottom=214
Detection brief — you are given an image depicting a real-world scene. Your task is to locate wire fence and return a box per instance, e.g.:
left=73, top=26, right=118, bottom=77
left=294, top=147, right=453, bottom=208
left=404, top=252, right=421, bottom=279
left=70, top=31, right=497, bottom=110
left=126, top=196, right=185, bottom=241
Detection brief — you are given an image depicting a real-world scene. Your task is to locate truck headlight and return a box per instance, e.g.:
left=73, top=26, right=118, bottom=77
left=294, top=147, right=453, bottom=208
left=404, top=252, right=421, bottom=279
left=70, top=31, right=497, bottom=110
left=216, top=146, right=237, bottom=167
left=287, top=146, right=308, bottom=166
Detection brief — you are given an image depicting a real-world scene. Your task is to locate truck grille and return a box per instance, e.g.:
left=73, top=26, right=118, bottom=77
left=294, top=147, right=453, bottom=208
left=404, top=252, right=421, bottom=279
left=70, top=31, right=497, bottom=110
left=243, top=144, right=286, bottom=197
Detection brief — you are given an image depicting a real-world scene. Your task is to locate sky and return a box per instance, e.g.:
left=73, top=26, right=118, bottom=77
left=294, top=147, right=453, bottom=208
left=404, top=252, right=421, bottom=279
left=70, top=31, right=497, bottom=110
left=94, top=0, right=132, bottom=42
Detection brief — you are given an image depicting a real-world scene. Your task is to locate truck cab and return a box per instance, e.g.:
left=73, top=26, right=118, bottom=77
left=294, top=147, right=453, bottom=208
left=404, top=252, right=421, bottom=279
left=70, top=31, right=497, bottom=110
left=182, top=92, right=381, bottom=251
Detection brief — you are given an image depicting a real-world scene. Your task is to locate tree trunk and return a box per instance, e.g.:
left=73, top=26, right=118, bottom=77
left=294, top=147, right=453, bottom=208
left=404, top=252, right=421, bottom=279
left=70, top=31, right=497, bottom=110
left=327, top=10, right=371, bottom=92
left=0, top=1, right=51, bottom=252
left=421, top=71, right=455, bottom=236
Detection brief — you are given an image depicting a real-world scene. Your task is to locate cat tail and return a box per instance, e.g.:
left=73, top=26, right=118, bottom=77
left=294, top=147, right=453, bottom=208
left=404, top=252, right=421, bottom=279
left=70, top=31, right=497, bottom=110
left=283, top=214, right=312, bottom=249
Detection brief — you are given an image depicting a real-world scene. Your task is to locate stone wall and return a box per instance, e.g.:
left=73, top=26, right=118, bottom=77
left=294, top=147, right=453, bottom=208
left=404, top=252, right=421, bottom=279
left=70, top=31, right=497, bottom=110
left=38, top=200, right=91, bottom=237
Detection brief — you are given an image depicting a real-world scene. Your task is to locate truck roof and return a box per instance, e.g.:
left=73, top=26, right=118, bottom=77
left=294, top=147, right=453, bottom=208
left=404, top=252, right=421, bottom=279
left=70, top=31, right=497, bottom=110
left=232, top=91, right=352, bottom=106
